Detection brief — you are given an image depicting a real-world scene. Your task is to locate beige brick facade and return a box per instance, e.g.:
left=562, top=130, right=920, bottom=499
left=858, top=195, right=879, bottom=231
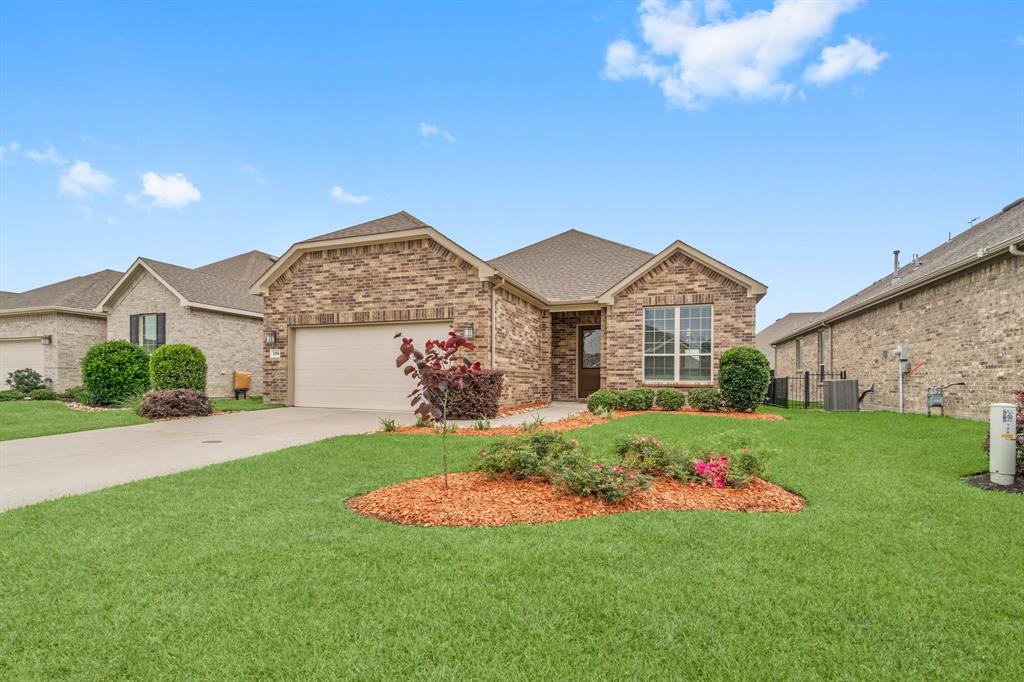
left=0, top=312, right=107, bottom=390
left=106, top=270, right=263, bottom=397
left=604, top=252, right=756, bottom=390
left=774, top=253, right=1023, bottom=419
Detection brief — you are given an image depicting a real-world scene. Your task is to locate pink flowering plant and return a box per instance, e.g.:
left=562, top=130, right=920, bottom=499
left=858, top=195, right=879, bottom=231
left=693, top=456, right=730, bottom=488
left=552, top=460, right=651, bottom=503
left=614, top=434, right=679, bottom=475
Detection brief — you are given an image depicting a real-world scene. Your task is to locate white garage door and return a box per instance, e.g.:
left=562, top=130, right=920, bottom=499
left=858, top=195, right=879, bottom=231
left=0, top=338, right=45, bottom=386
left=293, top=322, right=451, bottom=410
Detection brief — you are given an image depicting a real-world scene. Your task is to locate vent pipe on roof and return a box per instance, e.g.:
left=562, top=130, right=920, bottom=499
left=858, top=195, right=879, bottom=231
left=892, top=250, right=901, bottom=276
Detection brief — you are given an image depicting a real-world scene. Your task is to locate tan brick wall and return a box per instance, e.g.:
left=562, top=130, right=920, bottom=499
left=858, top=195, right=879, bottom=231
left=773, top=327, right=830, bottom=376
left=774, top=253, right=1023, bottom=419
left=0, top=312, right=107, bottom=390
left=551, top=310, right=602, bottom=401
left=493, top=288, right=551, bottom=405
left=263, top=238, right=499, bottom=405
left=106, top=270, right=263, bottom=397
left=604, top=252, right=757, bottom=390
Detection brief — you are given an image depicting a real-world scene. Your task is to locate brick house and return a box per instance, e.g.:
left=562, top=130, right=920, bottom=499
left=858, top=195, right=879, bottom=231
left=0, top=270, right=122, bottom=390
left=771, top=198, right=1024, bottom=419
left=251, top=211, right=767, bottom=410
left=97, top=251, right=274, bottom=396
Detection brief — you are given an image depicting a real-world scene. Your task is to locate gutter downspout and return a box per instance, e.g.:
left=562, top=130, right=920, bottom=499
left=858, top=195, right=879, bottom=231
left=490, top=276, right=506, bottom=368
left=1010, top=242, right=1024, bottom=257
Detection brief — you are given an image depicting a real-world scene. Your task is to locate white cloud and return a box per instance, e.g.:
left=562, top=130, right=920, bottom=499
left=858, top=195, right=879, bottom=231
left=25, top=143, right=67, bottom=165
left=329, top=185, right=370, bottom=204
left=419, top=122, right=455, bottom=143
left=140, top=171, right=201, bottom=208
left=604, top=0, right=883, bottom=108
left=59, top=161, right=114, bottom=197
left=0, top=141, right=18, bottom=162
left=805, top=36, right=888, bottom=84
left=239, top=163, right=266, bottom=185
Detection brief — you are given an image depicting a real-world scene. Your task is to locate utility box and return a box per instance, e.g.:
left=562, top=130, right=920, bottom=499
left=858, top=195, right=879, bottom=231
left=824, top=379, right=859, bottom=412
left=989, top=403, right=1018, bottom=486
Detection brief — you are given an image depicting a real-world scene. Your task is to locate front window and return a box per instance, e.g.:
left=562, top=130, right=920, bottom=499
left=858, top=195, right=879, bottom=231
left=643, top=305, right=712, bottom=382
left=139, top=314, right=159, bottom=352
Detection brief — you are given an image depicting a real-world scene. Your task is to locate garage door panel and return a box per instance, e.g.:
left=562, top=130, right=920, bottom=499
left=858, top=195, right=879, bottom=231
left=293, top=323, right=450, bottom=410
left=0, top=339, right=46, bottom=385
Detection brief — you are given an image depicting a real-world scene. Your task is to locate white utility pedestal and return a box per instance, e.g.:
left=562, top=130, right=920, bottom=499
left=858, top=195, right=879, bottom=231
left=989, top=403, right=1018, bottom=486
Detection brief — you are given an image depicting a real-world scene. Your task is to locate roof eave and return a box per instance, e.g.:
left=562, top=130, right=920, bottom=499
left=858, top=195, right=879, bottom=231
left=0, top=306, right=108, bottom=319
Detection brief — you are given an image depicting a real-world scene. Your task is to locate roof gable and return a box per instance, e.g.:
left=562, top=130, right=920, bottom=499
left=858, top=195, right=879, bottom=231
left=195, top=250, right=277, bottom=286
left=99, top=258, right=264, bottom=316
left=300, top=211, right=429, bottom=243
left=488, top=229, right=652, bottom=302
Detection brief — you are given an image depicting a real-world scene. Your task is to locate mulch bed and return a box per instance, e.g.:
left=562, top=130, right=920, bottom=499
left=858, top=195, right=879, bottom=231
left=349, top=472, right=805, bottom=527
left=963, top=461, right=1024, bottom=494
left=386, top=407, right=782, bottom=437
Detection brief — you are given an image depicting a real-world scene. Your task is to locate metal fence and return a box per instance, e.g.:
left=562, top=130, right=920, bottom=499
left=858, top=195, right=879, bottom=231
left=765, top=371, right=847, bottom=409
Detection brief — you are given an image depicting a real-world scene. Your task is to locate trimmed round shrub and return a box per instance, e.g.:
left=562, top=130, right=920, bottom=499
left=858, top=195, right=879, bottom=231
left=81, top=340, right=150, bottom=405
left=6, top=367, right=44, bottom=393
left=139, top=389, right=213, bottom=419
left=27, top=387, right=58, bottom=401
left=619, top=388, right=655, bottom=411
left=586, top=388, right=621, bottom=414
left=149, top=344, right=208, bottom=391
left=688, top=387, right=724, bottom=412
left=59, top=385, right=92, bottom=403
left=655, top=388, right=686, bottom=411
left=447, top=370, right=505, bottom=419
left=718, top=346, right=771, bottom=412
left=0, top=389, right=24, bottom=402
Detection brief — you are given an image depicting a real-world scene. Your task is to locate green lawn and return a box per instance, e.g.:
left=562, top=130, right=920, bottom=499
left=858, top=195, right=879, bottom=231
left=0, top=400, right=148, bottom=441
left=1, top=410, right=1020, bottom=680
left=212, top=396, right=284, bottom=412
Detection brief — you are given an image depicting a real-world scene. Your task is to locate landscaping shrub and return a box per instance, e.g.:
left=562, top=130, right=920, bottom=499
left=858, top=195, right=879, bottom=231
left=718, top=346, right=771, bottom=412
left=6, top=368, right=44, bottom=393
left=688, top=431, right=773, bottom=489
left=688, top=387, right=723, bottom=412
left=138, top=389, right=213, bottom=419
left=149, top=344, right=207, bottom=391
left=81, top=340, right=149, bottom=405
left=0, top=389, right=24, bottom=402
left=619, top=388, right=655, bottom=411
left=59, top=385, right=92, bottom=404
left=445, top=369, right=505, bottom=419
left=655, top=388, right=685, bottom=411
left=475, top=431, right=581, bottom=480
left=614, top=434, right=682, bottom=475
left=551, top=461, right=651, bottom=504
left=27, top=388, right=58, bottom=401
left=586, top=388, right=620, bottom=414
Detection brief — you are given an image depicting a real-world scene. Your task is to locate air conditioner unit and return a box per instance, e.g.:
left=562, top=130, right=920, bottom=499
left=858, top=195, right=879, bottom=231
left=824, top=379, right=859, bottom=412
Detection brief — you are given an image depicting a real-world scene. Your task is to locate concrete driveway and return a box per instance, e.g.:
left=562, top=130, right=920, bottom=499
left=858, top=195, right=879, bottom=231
left=0, top=407, right=410, bottom=512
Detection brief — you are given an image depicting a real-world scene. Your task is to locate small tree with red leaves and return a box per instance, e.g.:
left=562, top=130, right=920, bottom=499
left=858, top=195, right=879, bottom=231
left=395, top=329, right=482, bottom=487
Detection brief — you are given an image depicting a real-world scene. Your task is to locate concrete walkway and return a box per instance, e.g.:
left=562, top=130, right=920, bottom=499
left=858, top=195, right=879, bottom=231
left=0, top=407, right=413, bottom=512
left=450, top=401, right=584, bottom=427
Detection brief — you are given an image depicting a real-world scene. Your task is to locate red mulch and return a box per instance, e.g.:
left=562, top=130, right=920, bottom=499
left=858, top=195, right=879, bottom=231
left=349, top=472, right=805, bottom=527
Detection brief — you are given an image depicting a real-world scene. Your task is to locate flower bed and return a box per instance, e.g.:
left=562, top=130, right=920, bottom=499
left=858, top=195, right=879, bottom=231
left=349, top=473, right=804, bottom=527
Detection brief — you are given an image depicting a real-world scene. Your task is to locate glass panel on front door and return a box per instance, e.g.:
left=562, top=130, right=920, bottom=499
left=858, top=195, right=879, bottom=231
left=581, top=328, right=601, bottom=368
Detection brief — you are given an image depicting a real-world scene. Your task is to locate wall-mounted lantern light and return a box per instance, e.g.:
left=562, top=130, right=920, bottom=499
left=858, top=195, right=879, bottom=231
left=40, top=335, right=52, bottom=346
left=265, top=331, right=277, bottom=344
left=462, top=323, right=475, bottom=339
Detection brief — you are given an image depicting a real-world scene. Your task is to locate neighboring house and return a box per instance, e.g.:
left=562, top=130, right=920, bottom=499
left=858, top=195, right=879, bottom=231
left=0, top=270, right=122, bottom=390
left=772, top=198, right=1024, bottom=419
left=756, top=312, right=820, bottom=370
left=97, top=251, right=274, bottom=396
left=251, top=211, right=767, bottom=410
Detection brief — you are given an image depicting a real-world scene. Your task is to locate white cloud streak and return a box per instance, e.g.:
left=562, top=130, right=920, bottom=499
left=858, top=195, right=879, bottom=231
left=140, top=171, right=201, bottom=208
left=329, top=185, right=370, bottom=204
left=25, top=143, right=67, bottom=165
left=805, top=36, right=888, bottom=84
left=59, top=161, right=114, bottom=197
left=604, top=0, right=884, bottom=108
left=419, top=122, right=455, bottom=143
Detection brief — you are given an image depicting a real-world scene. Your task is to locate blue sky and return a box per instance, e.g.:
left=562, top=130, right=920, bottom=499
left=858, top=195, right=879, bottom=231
left=1, top=1, right=1021, bottom=328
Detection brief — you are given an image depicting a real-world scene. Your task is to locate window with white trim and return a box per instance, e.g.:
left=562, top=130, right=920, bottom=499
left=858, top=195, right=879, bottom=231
left=643, top=305, right=713, bottom=382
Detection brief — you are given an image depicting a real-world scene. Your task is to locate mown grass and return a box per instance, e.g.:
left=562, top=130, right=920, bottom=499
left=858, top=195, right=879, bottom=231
left=0, top=410, right=1020, bottom=680
left=212, top=396, right=284, bottom=412
left=0, top=400, right=148, bottom=441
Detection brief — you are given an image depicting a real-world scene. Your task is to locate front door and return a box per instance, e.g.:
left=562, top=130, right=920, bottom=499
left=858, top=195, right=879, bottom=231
left=577, top=325, right=601, bottom=398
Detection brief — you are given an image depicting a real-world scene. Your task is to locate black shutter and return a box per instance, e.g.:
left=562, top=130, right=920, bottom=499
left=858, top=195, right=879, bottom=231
left=129, top=315, right=139, bottom=344
left=156, top=313, right=166, bottom=347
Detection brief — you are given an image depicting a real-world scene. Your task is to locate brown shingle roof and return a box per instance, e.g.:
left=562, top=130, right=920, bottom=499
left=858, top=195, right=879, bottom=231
left=777, top=198, right=1024, bottom=343
left=195, top=250, right=277, bottom=286
left=488, top=229, right=653, bottom=302
left=0, top=270, right=122, bottom=313
left=300, top=211, right=429, bottom=244
left=140, top=258, right=263, bottom=314
left=756, top=312, right=821, bottom=362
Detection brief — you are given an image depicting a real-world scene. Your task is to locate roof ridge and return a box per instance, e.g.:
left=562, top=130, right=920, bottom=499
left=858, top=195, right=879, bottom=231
left=489, top=228, right=653, bottom=263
